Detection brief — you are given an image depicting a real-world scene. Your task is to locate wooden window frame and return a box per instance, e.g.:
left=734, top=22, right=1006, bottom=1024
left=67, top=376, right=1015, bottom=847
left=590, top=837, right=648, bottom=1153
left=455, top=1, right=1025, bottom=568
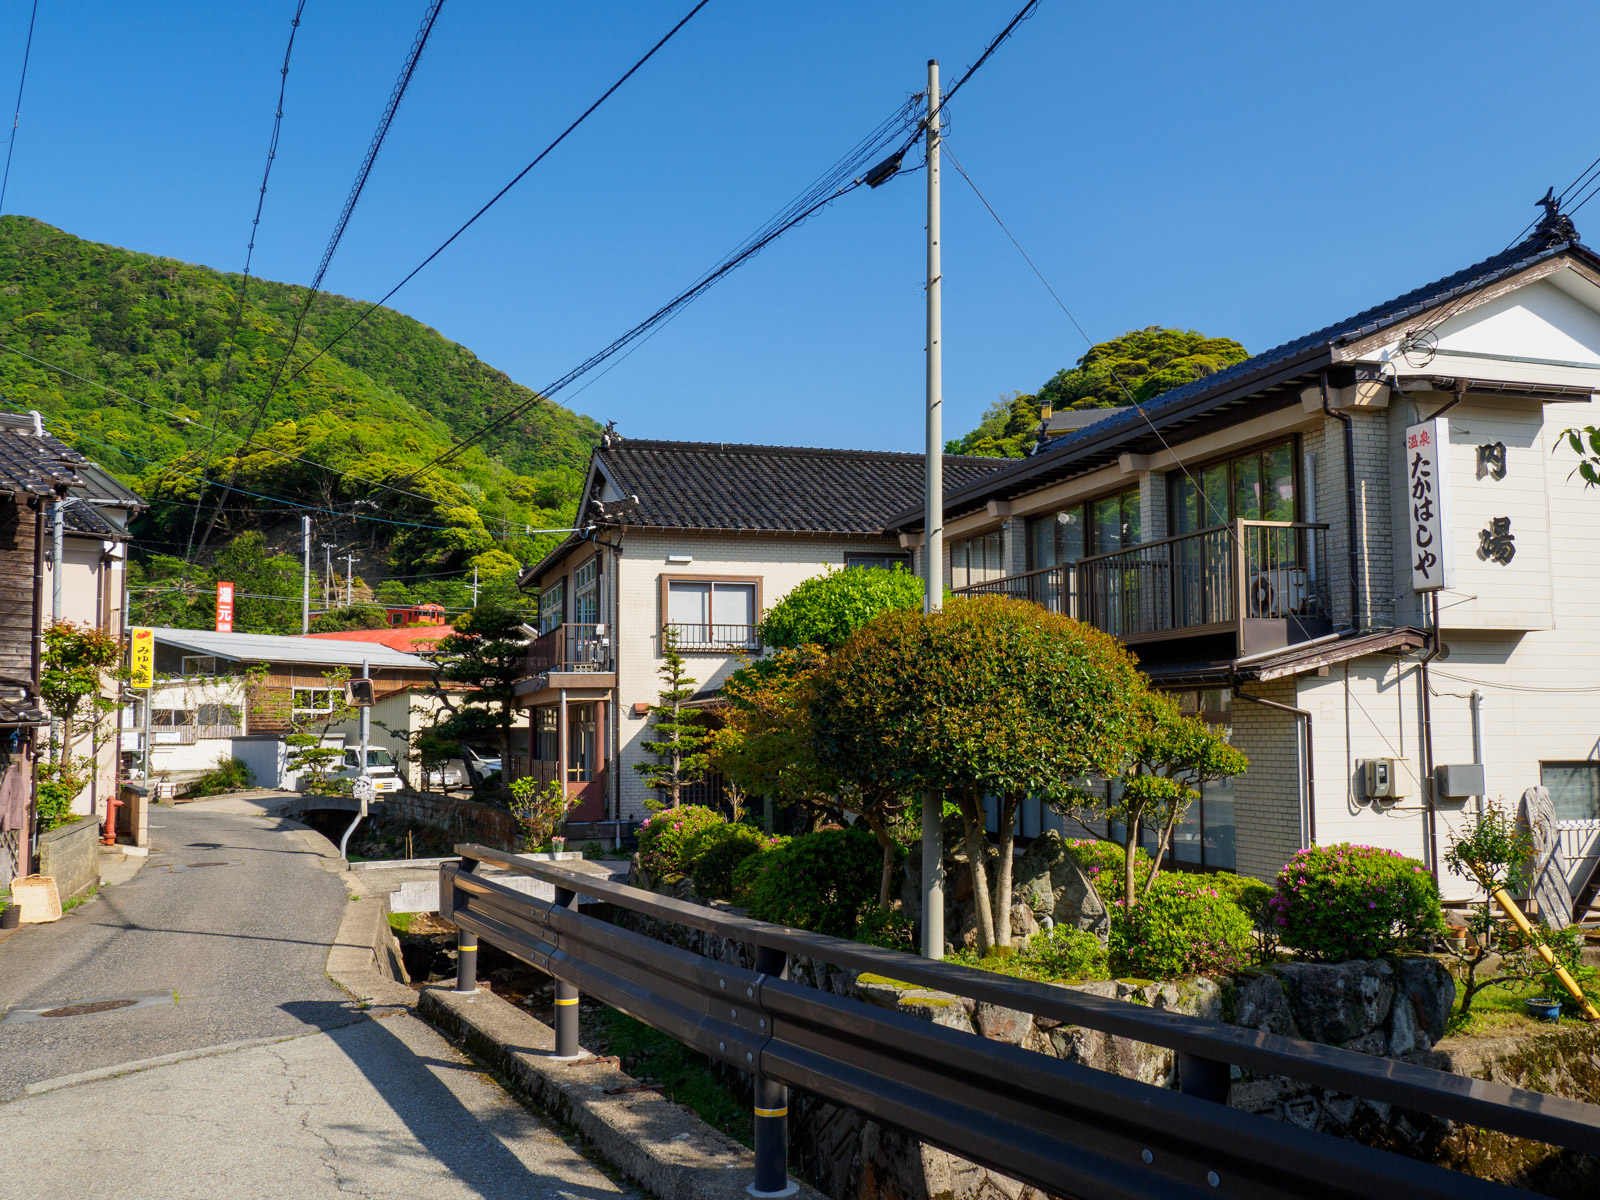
left=659, top=573, right=763, bottom=653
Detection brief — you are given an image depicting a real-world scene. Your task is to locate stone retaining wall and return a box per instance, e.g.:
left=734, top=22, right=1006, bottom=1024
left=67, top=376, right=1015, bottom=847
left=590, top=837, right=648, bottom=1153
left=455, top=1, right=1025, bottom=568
left=379, top=791, right=517, bottom=851
left=35, top=817, right=100, bottom=901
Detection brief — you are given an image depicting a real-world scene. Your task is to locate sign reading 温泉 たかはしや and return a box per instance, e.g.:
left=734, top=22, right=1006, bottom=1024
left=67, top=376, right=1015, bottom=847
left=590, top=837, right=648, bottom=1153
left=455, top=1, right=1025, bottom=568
left=1405, top=417, right=1454, bottom=592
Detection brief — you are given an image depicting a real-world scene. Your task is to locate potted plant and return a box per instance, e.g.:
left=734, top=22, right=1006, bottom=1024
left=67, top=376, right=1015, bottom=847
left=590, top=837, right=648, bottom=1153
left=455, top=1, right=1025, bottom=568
left=1445, top=923, right=1468, bottom=952
left=550, top=834, right=567, bottom=855
left=1524, top=996, right=1561, bottom=1022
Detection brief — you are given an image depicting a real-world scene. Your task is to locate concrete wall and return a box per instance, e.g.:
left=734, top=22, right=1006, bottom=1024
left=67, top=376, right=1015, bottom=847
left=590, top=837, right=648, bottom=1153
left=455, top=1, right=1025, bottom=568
left=35, top=816, right=100, bottom=901
left=380, top=790, right=518, bottom=852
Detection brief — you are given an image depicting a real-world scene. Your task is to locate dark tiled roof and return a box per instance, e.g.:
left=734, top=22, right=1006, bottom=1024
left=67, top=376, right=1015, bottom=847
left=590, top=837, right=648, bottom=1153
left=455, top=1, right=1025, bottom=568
left=0, top=415, right=145, bottom=536
left=593, top=440, right=1011, bottom=534
left=890, top=227, right=1599, bottom=528
left=0, top=693, right=47, bottom=727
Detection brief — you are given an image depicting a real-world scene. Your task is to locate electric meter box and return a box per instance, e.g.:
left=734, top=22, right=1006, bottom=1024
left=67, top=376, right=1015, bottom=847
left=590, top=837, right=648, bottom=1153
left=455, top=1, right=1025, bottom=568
left=1362, top=758, right=1407, bottom=799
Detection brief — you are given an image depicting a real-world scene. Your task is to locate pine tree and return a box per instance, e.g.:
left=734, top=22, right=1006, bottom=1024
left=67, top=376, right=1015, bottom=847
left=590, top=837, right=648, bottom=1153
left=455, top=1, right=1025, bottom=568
left=634, top=627, right=710, bottom=808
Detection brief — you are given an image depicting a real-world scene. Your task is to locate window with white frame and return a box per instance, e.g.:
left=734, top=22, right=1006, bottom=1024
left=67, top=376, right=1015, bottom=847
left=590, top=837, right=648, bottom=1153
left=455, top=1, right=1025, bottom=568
left=573, top=558, right=599, bottom=626
left=181, top=655, right=218, bottom=677
left=665, top=579, right=757, bottom=649
left=292, top=688, right=339, bottom=717
left=538, top=578, right=564, bottom=634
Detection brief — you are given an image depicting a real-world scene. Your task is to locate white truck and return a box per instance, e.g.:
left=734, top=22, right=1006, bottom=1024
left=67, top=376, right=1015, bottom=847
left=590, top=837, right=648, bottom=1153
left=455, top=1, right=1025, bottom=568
left=332, top=746, right=403, bottom=797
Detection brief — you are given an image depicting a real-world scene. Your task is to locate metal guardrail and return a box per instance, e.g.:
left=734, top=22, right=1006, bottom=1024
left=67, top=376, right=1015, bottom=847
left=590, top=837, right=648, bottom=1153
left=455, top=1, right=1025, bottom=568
left=441, top=845, right=1600, bottom=1200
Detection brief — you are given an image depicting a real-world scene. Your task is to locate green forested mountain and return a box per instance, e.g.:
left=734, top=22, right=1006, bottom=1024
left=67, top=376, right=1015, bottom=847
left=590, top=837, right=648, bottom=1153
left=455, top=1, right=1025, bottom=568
left=0, top=215, right=602, bottom=624
left=947, top=327, right=1250, bottom=458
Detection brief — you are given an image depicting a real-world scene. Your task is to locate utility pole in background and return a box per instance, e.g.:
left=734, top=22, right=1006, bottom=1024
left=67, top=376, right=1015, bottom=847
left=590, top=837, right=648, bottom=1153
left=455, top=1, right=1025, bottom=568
left=301, top=516, right=311, bottom=634
left=344, top=552, right=358, bottom=608
left=321, top=542, right=335, bottom=608
left=920, top=59, right=945, bottom=960
left=472, top=566, right=479, bottom=608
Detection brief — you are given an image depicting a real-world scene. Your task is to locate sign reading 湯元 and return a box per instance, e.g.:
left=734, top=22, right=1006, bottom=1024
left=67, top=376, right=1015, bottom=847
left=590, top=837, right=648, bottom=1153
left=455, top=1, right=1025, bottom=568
left=1405, top=417, right=1454, bottom=592
left=215, top=581, right=235, bottom=633
left=130, top=627, right=155, bottom=689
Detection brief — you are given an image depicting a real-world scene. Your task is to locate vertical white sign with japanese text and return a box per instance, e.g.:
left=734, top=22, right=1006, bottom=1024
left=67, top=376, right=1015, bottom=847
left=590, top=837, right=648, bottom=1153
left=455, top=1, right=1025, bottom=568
left=1405, top=417, right=1454, bottom=592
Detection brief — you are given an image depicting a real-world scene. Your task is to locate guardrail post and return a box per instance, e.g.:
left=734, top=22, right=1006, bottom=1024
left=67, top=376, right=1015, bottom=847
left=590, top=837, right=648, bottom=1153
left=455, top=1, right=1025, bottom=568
left=454, top=931, right=478, bottom=994
left=552, top=884, right=582, bottom=1060
left=750, top=944, right=794, bottom=1197
left=1178, top=1052, right=1230, bottom=1102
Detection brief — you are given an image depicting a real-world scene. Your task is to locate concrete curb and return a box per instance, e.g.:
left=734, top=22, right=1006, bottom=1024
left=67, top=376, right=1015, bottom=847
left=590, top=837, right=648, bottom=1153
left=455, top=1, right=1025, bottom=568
left=325, top=894, right=417, bottom=1010
left=419, top=984, right=825, bottom=1200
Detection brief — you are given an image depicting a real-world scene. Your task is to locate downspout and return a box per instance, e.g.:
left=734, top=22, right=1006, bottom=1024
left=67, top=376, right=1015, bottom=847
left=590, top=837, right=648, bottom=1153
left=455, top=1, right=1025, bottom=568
left=1232, top=687, right=1316, bottom=849
left=1320, top=370, right=1362, bottom=630
left=27, top=498, right=44, bottom=871
left=1469, top=689, right=1485, bottom=816
left=1417, top=592, right=1442, bottom=881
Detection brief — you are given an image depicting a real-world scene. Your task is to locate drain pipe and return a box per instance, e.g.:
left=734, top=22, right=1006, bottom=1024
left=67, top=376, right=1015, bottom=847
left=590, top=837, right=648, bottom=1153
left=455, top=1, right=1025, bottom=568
left=1418, top=594, right=1443, bottom=881
left=1320, top=370, right=1362, bottom=630
left=1232, top=687, right=1316, bottom=848
left=1469, top=689, right=1485, bottom=816
left=339, top=659, right=370, bottom=860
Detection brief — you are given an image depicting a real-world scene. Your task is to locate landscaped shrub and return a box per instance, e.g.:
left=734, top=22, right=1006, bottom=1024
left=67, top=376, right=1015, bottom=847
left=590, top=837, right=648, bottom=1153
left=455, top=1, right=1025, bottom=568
left=636, top=805, right=724, bottom=882
left=731, top=838, right=789, bottom=903
left=946, top=924, right=1110, bottom=983
left=690, top=822, right=777, bottom=900
left=1208, top=872, right=1277, bottom=924
left=1110, top=873, right=1254, bottom=979
left=1268, top=844, right=1444, bottom=962
left=853, top=907, right=916, bottom=951
left=187, top=757, right=254, bottom=797
left=1062, top=838, right=1153, bottom=897
left=746, top=825, right=888, bottom=937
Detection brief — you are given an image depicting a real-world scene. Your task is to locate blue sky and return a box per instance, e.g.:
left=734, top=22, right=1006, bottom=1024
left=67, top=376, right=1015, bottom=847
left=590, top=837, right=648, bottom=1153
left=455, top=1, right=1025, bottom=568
left=4, top=1, right=1599, bottom=454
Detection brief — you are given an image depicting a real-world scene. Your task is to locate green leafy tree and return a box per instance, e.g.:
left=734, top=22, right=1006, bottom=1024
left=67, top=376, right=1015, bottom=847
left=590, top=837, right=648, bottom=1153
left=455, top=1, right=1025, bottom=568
left=36, top=622, right=125, bottom=829
left=634, top=627, right=710, bottom=809
left=758, top=566, right=925, bottom=652
left=1558, top=425, right=1600, bottom=487
left=1067, top=692, right=1248, bottom=907
left=427, top=605, right=530, bottom=786
left=1038, top=327, right=1247, bottom=413
left=945, top=392, right=1043, bottom=459
left=508, top=777, right=579, bottom=850
left=810, top=596, right=1147, bottom=953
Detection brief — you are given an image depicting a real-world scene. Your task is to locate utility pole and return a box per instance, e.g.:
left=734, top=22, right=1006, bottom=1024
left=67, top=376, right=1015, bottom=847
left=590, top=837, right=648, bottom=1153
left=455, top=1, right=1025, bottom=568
left=49, top=498, right=64, bottom=765
left=322, top=542, right=335, bottom=608
left=472, top=565, right=479, bottom=608
left=344, top=552, right=358, bottom=608
left=301, top=516, right=311, bottom=634
left=920, top=59, right=945, bottom=961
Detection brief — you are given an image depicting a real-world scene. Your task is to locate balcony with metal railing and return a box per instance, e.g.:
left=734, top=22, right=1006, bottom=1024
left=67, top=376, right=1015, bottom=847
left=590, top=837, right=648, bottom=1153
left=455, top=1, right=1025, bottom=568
left=662, top=622, right=759, bottom=652
left=954, top=521, right=1332, bottom=660
left=526, top=623, right=614, bottom=678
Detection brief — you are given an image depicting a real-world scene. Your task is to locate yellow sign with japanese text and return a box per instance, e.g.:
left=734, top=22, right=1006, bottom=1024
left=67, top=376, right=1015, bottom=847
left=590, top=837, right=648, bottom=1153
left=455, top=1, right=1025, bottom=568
left=130, top=627, right=155, bottom=689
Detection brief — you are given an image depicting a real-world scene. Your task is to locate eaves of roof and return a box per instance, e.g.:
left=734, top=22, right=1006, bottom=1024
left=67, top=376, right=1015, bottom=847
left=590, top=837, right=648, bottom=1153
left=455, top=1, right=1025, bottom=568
left=886, top=233, right=1600, bottom=532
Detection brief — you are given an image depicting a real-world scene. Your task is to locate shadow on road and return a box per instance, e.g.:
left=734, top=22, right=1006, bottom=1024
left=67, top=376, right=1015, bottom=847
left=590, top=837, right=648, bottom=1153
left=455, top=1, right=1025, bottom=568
left=281, top=1001, right=622, bottom=1200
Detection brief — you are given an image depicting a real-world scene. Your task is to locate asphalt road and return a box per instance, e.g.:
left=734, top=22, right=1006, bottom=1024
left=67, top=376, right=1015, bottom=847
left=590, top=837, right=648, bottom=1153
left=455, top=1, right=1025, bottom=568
left=0, top=798, right=636, bottom=1200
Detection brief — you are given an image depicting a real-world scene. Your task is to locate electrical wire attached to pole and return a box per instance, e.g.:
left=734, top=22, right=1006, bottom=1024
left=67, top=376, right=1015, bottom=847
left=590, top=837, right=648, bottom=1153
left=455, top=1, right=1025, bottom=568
left=0, top=0, right=41, bottom=218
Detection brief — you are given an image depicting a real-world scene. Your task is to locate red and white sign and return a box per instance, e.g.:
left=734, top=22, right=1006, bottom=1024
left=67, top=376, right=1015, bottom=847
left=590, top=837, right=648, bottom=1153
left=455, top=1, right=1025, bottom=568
left=216, top=581, right=235, bottom=633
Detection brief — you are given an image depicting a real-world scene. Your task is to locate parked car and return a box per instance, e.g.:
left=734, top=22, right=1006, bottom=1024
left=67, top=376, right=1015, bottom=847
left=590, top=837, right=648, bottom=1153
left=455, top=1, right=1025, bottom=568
left=330, top=746, right=403, bottom=797
left=461, top=746, right=502, bottom=785
left=424, top=760, right=465, bottom=791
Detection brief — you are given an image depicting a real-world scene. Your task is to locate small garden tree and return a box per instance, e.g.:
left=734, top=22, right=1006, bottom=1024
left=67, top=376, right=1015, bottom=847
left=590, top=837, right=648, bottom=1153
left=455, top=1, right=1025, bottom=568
left=426, top=605, right=529, bottom=786
left=708, top=645, right=910, bottom=910
left=1067, top=691, right=1247, bottom=907
left=634, top=627, right=710, bottom=809
left=285, top=667, right=355, bottom=795
left=37, top=622, right=124, bottom=830
left=758, top=566, right=924, bottom=652
left=810, top=596, right=1146, bottom=953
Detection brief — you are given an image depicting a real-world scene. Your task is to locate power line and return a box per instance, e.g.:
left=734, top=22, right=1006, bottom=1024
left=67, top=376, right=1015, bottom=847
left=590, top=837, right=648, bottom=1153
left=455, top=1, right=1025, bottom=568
left=941, top=140, right=1237, bottom=540
left=0, top=0, right=41, bottom=217
left=407, top=0, right=1040, bottom=481
left=270, top=0, right=713, bottom=403
left=182, top=0, right=312, bottom=566
left=193, top=0, right=448, bottom=562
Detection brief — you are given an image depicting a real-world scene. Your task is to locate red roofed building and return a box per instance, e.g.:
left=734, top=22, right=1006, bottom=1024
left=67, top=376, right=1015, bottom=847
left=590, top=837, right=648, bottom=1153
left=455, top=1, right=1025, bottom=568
left=304, top=625, right=453, bottom=655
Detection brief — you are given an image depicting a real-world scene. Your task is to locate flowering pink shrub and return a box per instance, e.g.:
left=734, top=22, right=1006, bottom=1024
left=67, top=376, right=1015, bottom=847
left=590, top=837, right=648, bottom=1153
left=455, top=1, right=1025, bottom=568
left=1108, top=873, right=1253, bottom=978
left=1061, top=838, right=1153, bottom=896
left=636, top=805, right=724, bottom=882
left=1268, top=844, right=1444, bottom=962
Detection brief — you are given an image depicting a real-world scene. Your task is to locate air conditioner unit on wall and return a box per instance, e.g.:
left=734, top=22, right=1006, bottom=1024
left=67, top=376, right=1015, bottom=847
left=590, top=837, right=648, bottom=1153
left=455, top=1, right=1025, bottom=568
left=1246, top=568, right=1310, bottom=618
left=1362, top=758, right=1407, bottom=799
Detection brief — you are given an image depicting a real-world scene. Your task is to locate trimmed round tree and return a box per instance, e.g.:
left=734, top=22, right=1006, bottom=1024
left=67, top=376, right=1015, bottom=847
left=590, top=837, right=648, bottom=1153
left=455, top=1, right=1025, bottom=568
left=809, top=595, right=1147, bottom=953
left=758, top=566, right=924, bottom=652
